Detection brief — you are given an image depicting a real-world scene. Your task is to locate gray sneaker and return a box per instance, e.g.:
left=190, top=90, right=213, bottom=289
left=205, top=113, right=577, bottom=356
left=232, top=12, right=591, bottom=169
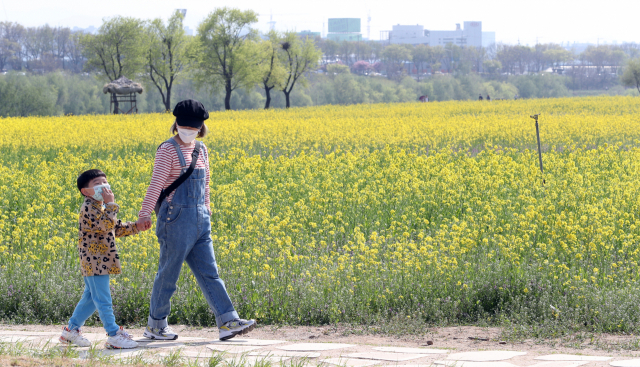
left=219, top=318, right=256, bottom=340
left=143, top=325, right=178, bottom=340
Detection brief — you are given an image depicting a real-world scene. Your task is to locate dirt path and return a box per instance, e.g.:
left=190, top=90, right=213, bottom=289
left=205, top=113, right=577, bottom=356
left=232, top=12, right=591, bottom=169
left=1, top=323, right=640, bottom=367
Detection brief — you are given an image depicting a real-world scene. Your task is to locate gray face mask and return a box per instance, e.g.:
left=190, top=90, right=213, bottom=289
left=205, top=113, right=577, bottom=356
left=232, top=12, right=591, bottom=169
left=91, top=184, right=110, bottom=201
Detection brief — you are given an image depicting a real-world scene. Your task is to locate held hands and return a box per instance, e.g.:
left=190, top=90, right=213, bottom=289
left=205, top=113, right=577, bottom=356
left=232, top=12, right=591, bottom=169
left=136, top=217, right=152, bottom=232
left=102, top=187, right=115, bottom=203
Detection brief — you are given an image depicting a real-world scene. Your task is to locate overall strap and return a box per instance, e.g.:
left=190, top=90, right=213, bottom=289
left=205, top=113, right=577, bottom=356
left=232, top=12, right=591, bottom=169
left=153, top=140, right=202, bottom=215
left=166, top=137, right=188, bottom=169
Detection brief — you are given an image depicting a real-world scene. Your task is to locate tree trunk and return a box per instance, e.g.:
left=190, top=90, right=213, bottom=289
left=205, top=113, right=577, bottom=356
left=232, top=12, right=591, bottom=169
left=165, top=87, right=172, bottom=112
left=284, top=90, right=291, bottom=108
left=264, top=84, right=273, bottom=109
left=224, top=80, right=232, bottom=110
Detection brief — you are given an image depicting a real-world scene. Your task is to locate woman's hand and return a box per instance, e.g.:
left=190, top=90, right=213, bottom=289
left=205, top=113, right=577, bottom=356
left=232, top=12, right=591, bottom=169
left=137, top=217, right=152, bottom=231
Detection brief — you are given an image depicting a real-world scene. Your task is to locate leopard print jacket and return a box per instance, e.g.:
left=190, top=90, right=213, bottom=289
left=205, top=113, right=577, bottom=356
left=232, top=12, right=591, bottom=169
left=77, top=197, right=139, bottom=277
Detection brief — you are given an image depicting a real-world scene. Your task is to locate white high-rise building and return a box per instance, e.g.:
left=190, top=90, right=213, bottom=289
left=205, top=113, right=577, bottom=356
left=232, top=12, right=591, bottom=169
left=388, top=21, right=491, bottom=48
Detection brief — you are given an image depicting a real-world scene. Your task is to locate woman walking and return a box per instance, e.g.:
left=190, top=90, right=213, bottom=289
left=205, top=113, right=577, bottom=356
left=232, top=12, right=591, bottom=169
left=137, top=99, right=255, bottom=341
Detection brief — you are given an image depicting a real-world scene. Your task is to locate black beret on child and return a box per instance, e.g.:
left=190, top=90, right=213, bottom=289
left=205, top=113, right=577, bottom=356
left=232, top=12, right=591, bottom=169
left=173, top=99, right=209, bottom=128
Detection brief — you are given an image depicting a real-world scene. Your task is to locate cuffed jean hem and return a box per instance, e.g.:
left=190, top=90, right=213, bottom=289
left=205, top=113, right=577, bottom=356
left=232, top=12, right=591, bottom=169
left=216, top=310, right=240, bottom=328
left=69, top=322, right=118, bottom=336
left=147, top=315, right=168, bottom=329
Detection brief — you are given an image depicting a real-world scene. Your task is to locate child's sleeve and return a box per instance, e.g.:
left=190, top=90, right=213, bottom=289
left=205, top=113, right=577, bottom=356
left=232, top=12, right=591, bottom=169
left=114, top=219, right=139, bottom=238
left=87, top=202, right=119, bottom=232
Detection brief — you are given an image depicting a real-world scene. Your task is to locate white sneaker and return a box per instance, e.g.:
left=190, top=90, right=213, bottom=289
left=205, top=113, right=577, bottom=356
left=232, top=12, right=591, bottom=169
left=143, top=325, right=178, bottom=340
left=59, top=326, right=91, bottom=347
left=105, top=326, right=138, bottom=349
left=219, top=318, right=256, bottom=340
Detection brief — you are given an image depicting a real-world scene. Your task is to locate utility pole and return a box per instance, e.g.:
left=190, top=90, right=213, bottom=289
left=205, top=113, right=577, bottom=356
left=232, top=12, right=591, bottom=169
left=367, top=10, right=371, bottom=41
left=267, top=10, right=275, bottom=31
left=530, top=114, right=545, bottom=185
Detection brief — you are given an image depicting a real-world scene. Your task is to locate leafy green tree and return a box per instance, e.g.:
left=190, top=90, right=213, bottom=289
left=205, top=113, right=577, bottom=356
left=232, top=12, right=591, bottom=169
left=279, top=31, right=322, bottom=108
left=145, top=11, right=194, bottom=111
left=411, top=45, right=431, bottom=81
left=429, top=45, right=445, bottom=73
left=81, top=16, right=145, bottom=81
left=0, top=72, right=58, bottom=116
left=543, top=46, right=572, bottom=69
left=326, top=63, right=350, bottom=76
left=621, top=58, right=640, bottom=94
left=321, top=39, right=339, bottom=64
left=338, top=41, right=356, bottom=66
left=483, top=59, right=502, bottom=75
left=194, top=7, right=260, bottom=110
left=381, top=44, right=411, bottom=80
left=258, top=31, right=285, bottom=109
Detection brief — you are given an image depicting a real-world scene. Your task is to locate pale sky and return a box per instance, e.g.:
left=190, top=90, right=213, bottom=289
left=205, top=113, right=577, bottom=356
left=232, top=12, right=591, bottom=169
left=4, top=0, right=639, bottom=46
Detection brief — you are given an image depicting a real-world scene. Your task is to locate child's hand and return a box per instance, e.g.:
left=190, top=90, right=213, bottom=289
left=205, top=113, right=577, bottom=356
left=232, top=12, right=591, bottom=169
left=102, top=187, right=115, bottom=203
left=137, top=217, right=152, bottom=231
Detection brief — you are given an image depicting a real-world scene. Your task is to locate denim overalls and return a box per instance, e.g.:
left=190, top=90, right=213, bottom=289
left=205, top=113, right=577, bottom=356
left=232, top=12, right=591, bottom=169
left=148, top=138, right=239, bottom=328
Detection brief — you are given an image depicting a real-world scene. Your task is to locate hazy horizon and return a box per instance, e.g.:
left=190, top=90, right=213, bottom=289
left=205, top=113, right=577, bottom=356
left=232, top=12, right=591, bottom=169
left=4, top=0, right=637, bottom=46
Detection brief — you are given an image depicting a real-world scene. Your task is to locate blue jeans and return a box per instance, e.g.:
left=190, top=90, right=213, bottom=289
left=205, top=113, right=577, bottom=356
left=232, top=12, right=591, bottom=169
left=68, top=275, right=119, bottom=336
left=148, top=145, right=238, bottom=329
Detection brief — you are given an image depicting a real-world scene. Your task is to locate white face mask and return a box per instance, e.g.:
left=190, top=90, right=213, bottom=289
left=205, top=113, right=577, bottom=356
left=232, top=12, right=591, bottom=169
left=177, top=128, right=198, bottom=143
left=91, top=184, right=111, bottom=201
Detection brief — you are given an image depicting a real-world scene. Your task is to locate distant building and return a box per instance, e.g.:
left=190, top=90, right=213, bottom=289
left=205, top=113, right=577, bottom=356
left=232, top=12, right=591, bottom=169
left=298, top=30, right=321, bottom=39
left=482, top=32, right=496, bottom=47
left=327, top=18, right=362, bottom=42
left=184, top=26, right=194, bottom=36
left=327, top=33, right=362, bottom=42
left=387, top=22, right=492, bottom=48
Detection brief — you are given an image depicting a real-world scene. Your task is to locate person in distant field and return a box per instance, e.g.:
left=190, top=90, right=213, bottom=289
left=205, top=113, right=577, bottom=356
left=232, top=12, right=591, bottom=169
left=479, top=94, right=483, bottom=101
left=137, top=99, right=256, bottom=341
left=60, top=169, right=145, bottom=349
left=419, top=95, right=429, bottom=102
left=486, top=94, right=491, bottom=101
left=514, top=94, right=519, bottom=100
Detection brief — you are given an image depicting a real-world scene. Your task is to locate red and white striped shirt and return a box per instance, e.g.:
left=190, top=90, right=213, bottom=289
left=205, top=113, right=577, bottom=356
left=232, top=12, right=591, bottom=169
left=139, top=140, right=210, bottom=218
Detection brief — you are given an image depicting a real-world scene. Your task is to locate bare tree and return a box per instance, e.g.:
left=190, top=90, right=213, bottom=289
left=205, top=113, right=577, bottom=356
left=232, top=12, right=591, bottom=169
left=66, top=31, right=85, bottom=73
left=0, top=22, right=23, bottom=71
left=53, top=26, right=70, bottom=69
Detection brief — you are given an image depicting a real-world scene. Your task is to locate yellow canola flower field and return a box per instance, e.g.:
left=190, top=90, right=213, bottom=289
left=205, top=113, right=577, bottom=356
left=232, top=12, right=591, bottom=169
left=1, top=96, right=640, bottom=331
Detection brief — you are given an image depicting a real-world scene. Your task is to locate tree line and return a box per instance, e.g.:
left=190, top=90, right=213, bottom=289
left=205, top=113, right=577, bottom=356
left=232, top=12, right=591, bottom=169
left=0, top=8, right=639, bottom=115
left=82, top=9, right=322, bottom=111
left=0, top=22, right=84, bottom=72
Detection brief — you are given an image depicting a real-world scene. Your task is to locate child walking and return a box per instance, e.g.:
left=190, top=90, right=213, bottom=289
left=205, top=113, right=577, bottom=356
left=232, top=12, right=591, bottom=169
left=137, top=99, right=255, bottom=341
left=60, top=169, right=145, bottom=349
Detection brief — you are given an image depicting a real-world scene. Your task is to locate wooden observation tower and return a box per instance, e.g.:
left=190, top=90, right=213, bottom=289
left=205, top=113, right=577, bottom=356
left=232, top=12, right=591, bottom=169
left=103, top=76, right=144, bottom=114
